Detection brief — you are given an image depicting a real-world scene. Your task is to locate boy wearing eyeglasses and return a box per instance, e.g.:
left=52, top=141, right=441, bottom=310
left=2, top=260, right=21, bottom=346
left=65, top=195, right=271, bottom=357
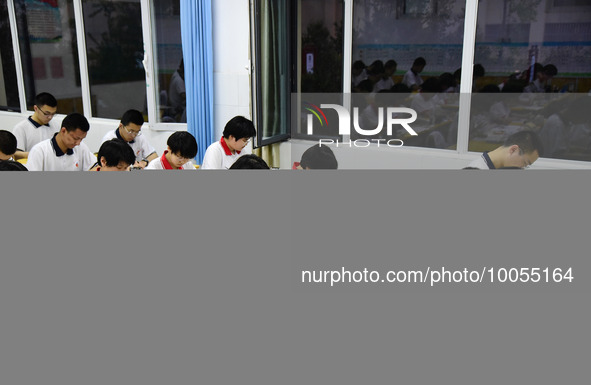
left=12, top=92, right=61, bottom=160
left=100, top=109, right=158, bottom=169
left=201, top=116, right=256, bottom=169
left=145, top=131, right=197, bottom=170
left=26, top=113, right=96, bottom=171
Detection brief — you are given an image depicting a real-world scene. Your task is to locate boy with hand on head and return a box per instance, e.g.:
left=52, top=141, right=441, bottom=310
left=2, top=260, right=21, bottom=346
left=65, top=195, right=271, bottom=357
left=26, top=113, right=96, bottom=171
left=93, top=138, right=136, bottom=171
left=12, top=92, right=60, bottom=160
left=100, top=109, right=158, bottom=169
left=0, top=130, right=18, bottom=161
left=201, top=116, right=256, bottom=169
left=145, top=131, right=197, bottom=170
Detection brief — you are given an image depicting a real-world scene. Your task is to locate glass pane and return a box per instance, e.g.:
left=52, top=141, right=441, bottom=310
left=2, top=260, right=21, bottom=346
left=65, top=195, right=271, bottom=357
left=152, top=0, right=184, bottom=123
left=258, top=0, right=289, bottom=141
left=82, top=0, right=145, bottom=119
left=292, top=0, right=344, bottom=139
left=0, top=1, right=19, bottom=111
left=14, top=0, right=82, bottom=112
left=471, top=0, right=591, bottom=162
left=351, top=0, right=465, bottom=149
left=299, top=0, right=343, bottom=93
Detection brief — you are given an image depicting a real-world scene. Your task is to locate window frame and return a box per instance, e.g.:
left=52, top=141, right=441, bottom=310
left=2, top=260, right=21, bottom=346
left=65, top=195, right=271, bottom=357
left=250, top=0, right=293, bottom=148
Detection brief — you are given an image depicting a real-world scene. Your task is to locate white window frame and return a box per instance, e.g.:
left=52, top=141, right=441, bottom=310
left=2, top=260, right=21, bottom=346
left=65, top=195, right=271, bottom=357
left=4, top=0, right=185, bottom=132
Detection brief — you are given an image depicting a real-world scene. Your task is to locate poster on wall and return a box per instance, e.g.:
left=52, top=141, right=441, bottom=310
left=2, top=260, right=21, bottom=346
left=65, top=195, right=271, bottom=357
left=25, top=0, right=62, bottom=43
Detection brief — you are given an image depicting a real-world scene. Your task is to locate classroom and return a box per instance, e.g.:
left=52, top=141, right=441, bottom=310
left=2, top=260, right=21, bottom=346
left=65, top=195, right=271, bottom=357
left=1, top=0, right=590, bottom=170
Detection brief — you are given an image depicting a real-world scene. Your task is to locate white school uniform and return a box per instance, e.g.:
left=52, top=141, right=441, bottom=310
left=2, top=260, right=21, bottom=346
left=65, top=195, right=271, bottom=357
left=200, top=137, right=250, bottom=169
left=26, top=134, right=96, bottom=171
left=101, top=128, right=156, bottom=163
left=13, top=117, right=61, bottom=152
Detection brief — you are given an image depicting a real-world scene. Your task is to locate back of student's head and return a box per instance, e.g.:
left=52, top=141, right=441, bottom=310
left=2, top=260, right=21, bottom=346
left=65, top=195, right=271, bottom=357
left=0, top=130, right=17, bottom=156
left=98, top=138, right=135, bottom=167
left=385, top=60, right=397, bottom=70
left=62, top=113, right=90, bottom=133
left=229, top=154, right=270, bottom=169
left=543, top=64, right=558, bottom=77
left=300, top=144, right=338, bottom=169
left=502, top=80, right=526, bottom=93
left=223, top=116, right=256, bottom=140
left=420, top=77, right=440, bottom=93
left=356, top=79, right=374, bottom=93
left=503, top=130, right=544, bottom=156
left=121, top=109, right=145, bottom=126
left=413, top=57, right=426, bottom=67
left=35, top=92, right=57, bottom=108
left=0, top=160, right=28, bottom=171
left=390, top=83, right=411, bottom=93
left=167, top=131, right=198, bottom=159
left=352, top=60, right=366, bottom=71
left=473, top=64, right=485, bottom=78
left=439, top=72, right=455, bottom=90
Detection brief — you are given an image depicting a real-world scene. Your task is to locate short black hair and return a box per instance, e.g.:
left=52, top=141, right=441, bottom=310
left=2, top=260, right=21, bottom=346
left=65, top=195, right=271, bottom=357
left=0, top=130, right=17, bottom=156
left=62, top=113, right=90, bottom=133
left=413, top=57, right=426, bottom=67
left=167, top=131, right=198, bottom=159
left=229, top=154, right=270, bottom=169
left=35, top=92, right=57, bottom=108
left=352, top=60, right=366, bottom=70
left=543, top=64, right=557, bottom=77
left=97, top=138, right=135, bottom=168
left=503, top=130, right=544, bottom=157
left=300, top=144, right=338, bottom=169
left=385, top=60, right=397, bottom=70
left=223, top=116, right=256, bottom=140
left=420, top=77, right=440, bottom=93
left=0, top=160, right=28, bottom=171
left=121, top=109, right=145, bottom=126
left=473, top=64, right=485, bottom=78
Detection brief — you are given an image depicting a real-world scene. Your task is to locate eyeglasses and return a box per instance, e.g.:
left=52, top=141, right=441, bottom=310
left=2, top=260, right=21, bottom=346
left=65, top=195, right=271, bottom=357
left=172, top=153, right=190, bottom=162
left=38, top=107, right=57, bottom=117
left=124, top=126, right=142, bottom=137
left=240, top=138, right=251, bottom=145
left=519, top=151, right=532, bottom=169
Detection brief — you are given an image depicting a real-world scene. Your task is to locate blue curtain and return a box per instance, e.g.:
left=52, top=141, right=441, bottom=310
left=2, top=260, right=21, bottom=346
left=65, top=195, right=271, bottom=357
left=180, top=0, right=213, bottom=165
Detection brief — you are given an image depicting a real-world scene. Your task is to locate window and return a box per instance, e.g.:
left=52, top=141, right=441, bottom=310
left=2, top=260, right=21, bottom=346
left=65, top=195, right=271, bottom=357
left=251, top=0, right=292, bottom=146
left=151, top=0, right=185, bottom=124
left=251, top=0, right=344, bottom=145
left=82, top=0, right=145, bottom=119
left=351, top=0, right=465, bottom=149
left=14, top=0, right=82, bottom=112
left=471, top=0, right=591, bottom=161
left=0, top=1, right=19, bottom=111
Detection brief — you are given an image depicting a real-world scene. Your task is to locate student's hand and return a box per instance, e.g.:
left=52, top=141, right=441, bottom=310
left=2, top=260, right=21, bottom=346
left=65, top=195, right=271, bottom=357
left=134, top=160, right=148, bottom=169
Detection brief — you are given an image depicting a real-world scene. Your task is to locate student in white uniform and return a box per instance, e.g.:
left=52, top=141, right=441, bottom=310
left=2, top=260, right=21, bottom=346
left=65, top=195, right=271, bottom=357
left=100, top=109, right=158, bottom=169
left=26, top=113, right=96, bottom=171
left=145, top=131, right=197, bottom=170
left=402, top=57, right=426, bottom=91
left=12, top=92, right=61, bottom=160
left=465, top=131, right=543, bottom=170
left=201, top=116, right=256, bottom=169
